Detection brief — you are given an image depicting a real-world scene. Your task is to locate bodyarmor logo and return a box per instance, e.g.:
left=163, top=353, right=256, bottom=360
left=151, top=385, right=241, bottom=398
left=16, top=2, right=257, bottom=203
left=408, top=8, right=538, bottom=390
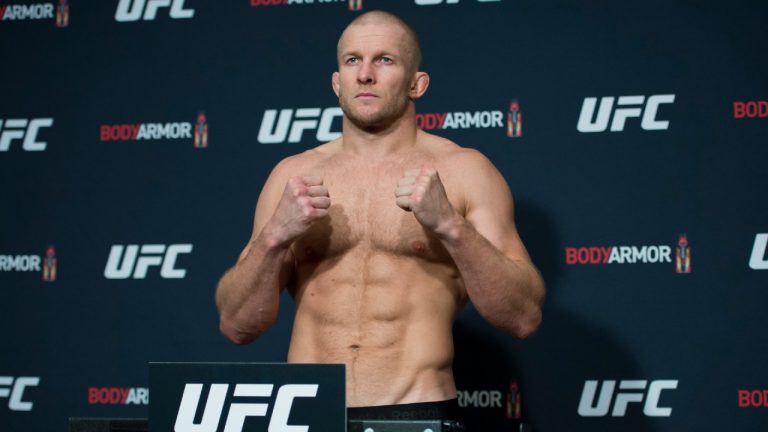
left=578, top=380, right=678, bottom=417
left=749, top=233, right=768, bottom=270
left=675, top=233, right=691, bottom=274
left=104, top=244, right=192, bottom=279
left=174, top=383, right=317, bottom=432
left=55, top=0, right=68, bottom=27
left=457, top=390, right=503, bottom=408
left=257, top=107, right=342, bottom=144
left=0, top=3, right=54, bottom=21
left=115, top=0, right=194, bottom=22
left=194, top=111, right=208, bottom=148
left=88, top=387, right=149, bottom=405
left=0, top=118, right=53, bottom=151
left=577, top=94, right=675, bottom=132
left=0, top=376, right=40, bottom=412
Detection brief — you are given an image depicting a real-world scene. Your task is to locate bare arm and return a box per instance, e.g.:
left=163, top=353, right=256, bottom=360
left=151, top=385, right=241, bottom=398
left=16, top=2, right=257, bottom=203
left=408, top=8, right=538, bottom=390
left=216, top=158, right=330, bottom=345
left=395, top=152, right=544, bottom=338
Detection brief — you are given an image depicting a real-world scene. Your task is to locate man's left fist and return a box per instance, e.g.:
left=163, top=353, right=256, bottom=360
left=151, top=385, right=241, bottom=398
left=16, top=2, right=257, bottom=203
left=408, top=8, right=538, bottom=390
left=395, top=166, right=460, bottom=234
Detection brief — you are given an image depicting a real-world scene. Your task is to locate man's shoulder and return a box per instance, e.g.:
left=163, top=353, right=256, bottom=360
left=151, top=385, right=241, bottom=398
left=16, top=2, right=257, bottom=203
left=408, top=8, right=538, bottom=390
left=271, top=140, right=338, bottom=177
left=421, top=132, right=495, bottom=174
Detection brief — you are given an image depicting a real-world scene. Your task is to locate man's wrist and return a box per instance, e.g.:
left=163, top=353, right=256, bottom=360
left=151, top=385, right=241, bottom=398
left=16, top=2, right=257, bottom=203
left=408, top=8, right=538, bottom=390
left=254, top=222, right=293, bottom=251
left=434, top=212, right=468, bottom=243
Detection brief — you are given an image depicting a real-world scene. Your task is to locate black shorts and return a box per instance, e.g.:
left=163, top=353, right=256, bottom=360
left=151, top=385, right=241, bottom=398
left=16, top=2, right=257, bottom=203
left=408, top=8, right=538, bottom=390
left=348, top=398, right=462, bottom=422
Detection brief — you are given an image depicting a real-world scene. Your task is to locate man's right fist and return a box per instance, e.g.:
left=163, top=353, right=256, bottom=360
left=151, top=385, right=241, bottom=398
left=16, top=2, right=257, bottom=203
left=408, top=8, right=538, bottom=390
left=268, top=176, right=330, bottom=246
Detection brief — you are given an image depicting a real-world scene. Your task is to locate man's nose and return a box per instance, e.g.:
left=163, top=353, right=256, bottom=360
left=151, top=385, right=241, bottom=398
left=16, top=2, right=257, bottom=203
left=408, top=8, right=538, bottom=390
left=357, top=61, right=375, bottom=84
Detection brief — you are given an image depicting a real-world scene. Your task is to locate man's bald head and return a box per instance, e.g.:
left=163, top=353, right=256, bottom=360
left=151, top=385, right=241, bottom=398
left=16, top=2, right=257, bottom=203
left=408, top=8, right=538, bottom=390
left=337, top=10, right=422, bottom=73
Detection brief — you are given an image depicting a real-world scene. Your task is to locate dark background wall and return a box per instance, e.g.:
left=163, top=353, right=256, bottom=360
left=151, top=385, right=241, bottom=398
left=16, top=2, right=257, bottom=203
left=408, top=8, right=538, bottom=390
left=1, top=1, right=767, bottom=431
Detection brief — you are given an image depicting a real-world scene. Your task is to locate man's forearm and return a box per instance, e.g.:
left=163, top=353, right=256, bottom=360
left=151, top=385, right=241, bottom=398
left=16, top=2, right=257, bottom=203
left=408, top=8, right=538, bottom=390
left=437, top=216, right=545, bottom=338
left=216, top=228, right=291, bottom=345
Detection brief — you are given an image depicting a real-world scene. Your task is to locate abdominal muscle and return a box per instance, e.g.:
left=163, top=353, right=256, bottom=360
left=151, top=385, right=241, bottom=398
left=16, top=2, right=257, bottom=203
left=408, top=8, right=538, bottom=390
left=286, top=250, right=465, bottom=407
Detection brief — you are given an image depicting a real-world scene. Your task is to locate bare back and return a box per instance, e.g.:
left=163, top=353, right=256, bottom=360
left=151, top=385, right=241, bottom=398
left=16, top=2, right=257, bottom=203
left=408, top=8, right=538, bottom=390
left=281, top=132, right=470, bottom=406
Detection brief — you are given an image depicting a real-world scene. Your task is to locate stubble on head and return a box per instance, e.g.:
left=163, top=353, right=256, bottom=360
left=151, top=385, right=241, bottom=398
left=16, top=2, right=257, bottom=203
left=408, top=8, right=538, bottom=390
left=335, top=11, right=423, bottom=132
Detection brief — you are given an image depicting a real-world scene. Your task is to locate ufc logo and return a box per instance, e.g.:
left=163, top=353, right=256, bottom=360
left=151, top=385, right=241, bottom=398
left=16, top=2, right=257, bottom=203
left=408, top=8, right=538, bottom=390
left=115, top=0, right=194, bottom=22
left=577, top=94, right=675, bottom=132
left=175, top=383, right=318, bottom=432
left=749, top=233, right=768, bottom=270
left=0, top=118, right=53, bottom=151
left=578, top=380, right=678, bottom=417
left=0, top=377, right=40, bottom=412
left=415, top=0, right=500, bottom=4
left=104, top=244, right=192, bottom=279
left=257, top=107, right=342, bottom=144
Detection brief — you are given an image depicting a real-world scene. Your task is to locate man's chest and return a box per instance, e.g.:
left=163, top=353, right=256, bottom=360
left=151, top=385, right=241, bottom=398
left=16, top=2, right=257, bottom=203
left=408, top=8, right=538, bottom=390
left=292, top=163, right=460, bottom=263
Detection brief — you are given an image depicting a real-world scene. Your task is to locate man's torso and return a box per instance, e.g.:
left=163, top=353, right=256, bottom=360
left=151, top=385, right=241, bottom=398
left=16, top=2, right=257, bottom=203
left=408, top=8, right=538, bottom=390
left=283, top=133, right=470, bottom=406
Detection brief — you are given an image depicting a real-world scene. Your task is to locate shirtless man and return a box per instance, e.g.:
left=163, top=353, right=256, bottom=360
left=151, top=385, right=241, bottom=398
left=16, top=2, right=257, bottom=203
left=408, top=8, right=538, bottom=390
left=215, top=10, right=545, bottom=421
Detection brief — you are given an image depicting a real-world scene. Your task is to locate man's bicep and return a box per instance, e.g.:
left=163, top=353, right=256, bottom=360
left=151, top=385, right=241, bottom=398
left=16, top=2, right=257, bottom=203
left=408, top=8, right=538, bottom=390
left=239, top=158, right=296, bottom=287
left=463, top=158, right=532, bottom=262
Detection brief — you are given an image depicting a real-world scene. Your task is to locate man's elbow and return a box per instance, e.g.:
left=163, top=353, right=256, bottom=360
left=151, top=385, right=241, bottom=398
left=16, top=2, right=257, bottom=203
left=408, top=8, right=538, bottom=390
left=510, top=306, right=542, bottom=339
left=219, top=317, right=274, bottom=346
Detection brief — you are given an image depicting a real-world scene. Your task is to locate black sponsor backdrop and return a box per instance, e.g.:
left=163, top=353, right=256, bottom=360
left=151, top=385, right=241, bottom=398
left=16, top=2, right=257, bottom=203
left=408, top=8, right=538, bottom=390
left=1, top=1, right=767, bottom=431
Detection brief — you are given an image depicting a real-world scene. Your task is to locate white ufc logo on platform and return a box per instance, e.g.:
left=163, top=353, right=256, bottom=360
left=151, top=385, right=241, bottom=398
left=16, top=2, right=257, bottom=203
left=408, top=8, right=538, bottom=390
left=749, top=233, right=768, bottom=270
left=0, top=118, right=53, bottom=151
left=175, top=383, right=318, bottom=432
left=104, top=244, right=192, bottom=279
left=577, top=380, right=678, bottom=417
left=577, top=94, right=675, bottom=132
left=415, top=0, right=500, bottom=4
left=115, top=0, right=194, bottom=21
left=257, top=107, right=342, bottom=144
left=0, top=377, right=40, bottom=412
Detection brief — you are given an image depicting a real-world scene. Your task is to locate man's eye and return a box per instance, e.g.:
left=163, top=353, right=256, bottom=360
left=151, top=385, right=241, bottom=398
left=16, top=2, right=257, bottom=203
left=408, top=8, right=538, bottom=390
left=380, top=57, right=393, bottom=63
left=346, top=57, right=358, bottom=64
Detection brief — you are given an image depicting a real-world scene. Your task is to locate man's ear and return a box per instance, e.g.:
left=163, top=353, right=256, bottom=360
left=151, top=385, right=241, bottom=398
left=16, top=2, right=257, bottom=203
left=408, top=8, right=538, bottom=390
left=332, top=71, right=340, bottom=97
left=409, top=71, right=430, bottom=99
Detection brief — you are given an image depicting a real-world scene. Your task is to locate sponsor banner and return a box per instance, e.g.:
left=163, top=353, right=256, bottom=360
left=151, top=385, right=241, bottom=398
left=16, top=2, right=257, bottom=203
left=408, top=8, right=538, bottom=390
left=115, top=0, right=194, bottom=22
left=0, top=118, right=54, bottom=152
left=458, top=381, right=522, bottom=419
left=578, top=379, right=678, bottom=417
left=0, top=376, right=40, bottom=412
left=150, top=363, right=345, bottom=432
left=749, top=233, right=768, bottom=270
left=565, top=235, right=690, bottom=273
left=416, top=101, right=521, bottom=138
left=257, top=107, right=342, bottom=144
left=738, top=389, right=768, bottom=408
left=577, top=94, right=675, bottom=133
left=0, top=0, right=66, bottom=25
left=100, top=112, right=206, bottom=147
left=0, top=246, right=57, bottom=281
left=88, top=387, right=149, bottom=406
left=104, top=244, right=192, bottom=280
left=733, top=101, right=768, bottom=119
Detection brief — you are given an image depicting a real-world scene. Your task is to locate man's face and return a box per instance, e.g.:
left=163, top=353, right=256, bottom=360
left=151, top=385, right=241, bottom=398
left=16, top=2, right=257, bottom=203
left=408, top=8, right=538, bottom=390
left=333, top=22, right=416, bottom=130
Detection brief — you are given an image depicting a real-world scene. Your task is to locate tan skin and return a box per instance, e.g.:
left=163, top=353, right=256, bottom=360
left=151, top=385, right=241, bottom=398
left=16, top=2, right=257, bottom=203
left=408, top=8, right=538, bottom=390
left=216, top=18, right=545, bottom=407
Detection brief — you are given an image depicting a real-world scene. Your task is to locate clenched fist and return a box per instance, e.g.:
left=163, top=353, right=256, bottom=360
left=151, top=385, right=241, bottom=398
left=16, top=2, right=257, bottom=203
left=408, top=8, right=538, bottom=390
left=269, top=176, right=330, bottom=246
left=395, top=166, right=460, bottom=235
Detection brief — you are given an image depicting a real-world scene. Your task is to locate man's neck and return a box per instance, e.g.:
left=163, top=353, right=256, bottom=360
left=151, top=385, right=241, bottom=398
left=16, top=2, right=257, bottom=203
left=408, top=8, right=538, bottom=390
left=340, top=111, right=420, bottom=157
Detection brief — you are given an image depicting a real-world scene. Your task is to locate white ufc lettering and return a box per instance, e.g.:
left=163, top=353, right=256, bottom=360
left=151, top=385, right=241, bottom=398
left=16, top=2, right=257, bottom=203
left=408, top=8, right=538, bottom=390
left=174, top=383, right=318, bottom=432
left=257, top=107, right=342, bottom=144
left=749, top=233, right=768, bottom=270
left=104, top=244, right=193, bottom=279
left=577, top=94, right=675, bottom=132
left=577, top=379, right=678, bottom=417
left=0, top=118, right=53, bottom=151
left=115, top=0, right=194, bottom=22
left=0, top=376, right=40, bottom=411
